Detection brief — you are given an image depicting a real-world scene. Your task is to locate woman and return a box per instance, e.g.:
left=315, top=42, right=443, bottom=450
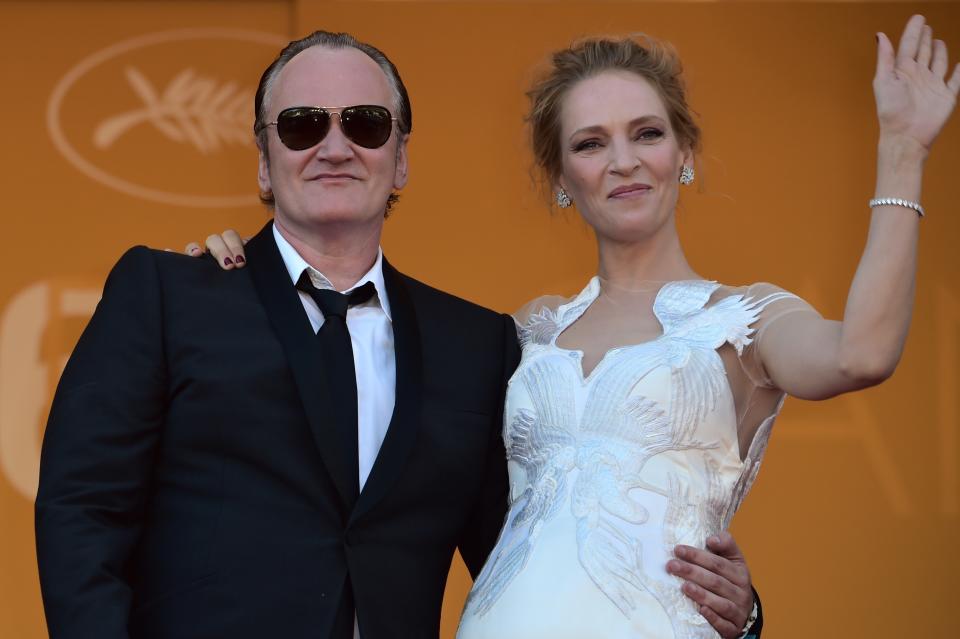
left=196, top=16, right=957, bottom=638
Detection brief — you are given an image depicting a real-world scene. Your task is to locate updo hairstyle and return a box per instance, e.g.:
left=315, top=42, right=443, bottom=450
left=526, top=35, right=701, bottom=202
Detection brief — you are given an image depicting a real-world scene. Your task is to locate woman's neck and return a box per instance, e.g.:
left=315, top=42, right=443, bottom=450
left=595, top=226, right=699, bottom=292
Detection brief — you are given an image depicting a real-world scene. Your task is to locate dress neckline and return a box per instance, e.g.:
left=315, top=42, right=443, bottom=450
left=551, top=277, right=717, bottom=381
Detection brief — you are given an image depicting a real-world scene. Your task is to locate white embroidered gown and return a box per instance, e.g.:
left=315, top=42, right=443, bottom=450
left=456, top=278, right=814, bottom=639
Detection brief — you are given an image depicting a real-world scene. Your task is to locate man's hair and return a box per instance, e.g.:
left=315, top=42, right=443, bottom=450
left=254, top=31, right=413, bottom=212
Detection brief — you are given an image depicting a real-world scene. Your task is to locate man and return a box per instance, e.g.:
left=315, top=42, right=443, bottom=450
left=36, top=31, right=761, bottom=639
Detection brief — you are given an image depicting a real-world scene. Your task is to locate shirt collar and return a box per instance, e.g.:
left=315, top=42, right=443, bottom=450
left=272, top=223, right=392, bottom=321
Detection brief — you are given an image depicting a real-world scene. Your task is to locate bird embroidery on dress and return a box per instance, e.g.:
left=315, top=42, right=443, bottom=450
left=463, top=280, right=797, bottom=635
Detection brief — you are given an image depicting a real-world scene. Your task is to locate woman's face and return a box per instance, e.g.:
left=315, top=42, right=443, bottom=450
left=557, top=70, right=690, bottom=244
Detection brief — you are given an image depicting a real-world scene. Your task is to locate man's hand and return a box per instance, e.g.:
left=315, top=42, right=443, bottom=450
left=667, top=532, right=754, bottom=638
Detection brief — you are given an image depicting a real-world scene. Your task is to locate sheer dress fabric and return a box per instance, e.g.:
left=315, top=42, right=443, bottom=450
left=456, top=278, right=816, bottom=639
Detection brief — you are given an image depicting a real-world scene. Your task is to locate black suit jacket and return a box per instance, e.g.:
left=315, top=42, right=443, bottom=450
left=36, top=222, right=520, bottom=639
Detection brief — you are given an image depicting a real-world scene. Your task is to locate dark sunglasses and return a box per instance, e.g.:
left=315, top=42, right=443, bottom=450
left=259, top=105, right=397, bottom=150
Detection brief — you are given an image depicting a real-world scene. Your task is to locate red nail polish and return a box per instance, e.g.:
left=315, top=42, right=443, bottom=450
left=235, top=255, right=245, bottom=264
left=224, top=257, right=234, bottom=266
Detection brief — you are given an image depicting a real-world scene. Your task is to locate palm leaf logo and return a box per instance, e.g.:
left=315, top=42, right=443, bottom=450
left=93, top=67, right=253, bottom=153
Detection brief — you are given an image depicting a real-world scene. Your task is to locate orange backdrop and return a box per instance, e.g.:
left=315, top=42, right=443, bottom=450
left=1, top=1, right=958, bottom=637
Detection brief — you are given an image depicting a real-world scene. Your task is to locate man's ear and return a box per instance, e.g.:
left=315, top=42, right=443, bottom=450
left=393, top=133, right=409, bottom=190
left=257, top=147, right=272, bottom=196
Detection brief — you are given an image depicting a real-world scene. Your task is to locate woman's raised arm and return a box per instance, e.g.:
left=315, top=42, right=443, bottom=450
left=758, top=15, right=958, bottom=400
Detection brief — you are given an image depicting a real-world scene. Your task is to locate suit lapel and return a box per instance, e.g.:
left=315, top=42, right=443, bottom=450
left=245, top=222, right=360, bottom=511
left=350, top=258, right=423, bottom=525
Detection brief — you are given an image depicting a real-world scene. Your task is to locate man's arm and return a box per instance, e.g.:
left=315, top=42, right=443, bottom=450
left=457, top=313, right=520, bottom=577
left=668, top=532, right=763, bottom=638
left=35, top=247, right=168, bottom=639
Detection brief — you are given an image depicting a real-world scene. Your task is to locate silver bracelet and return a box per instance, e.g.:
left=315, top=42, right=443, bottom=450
left=869, top=197, right=924, bottom=218
left=736, top=601, right=759, bottom=639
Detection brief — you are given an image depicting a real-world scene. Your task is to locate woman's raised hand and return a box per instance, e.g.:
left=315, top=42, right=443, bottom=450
left=875, top=15, right=959, bottom=151
left=184, top=230, right=248, bottom=269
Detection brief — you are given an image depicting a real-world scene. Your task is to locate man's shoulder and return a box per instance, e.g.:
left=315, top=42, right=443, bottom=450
left=118, top=245, right=244, bottom=277
left=103, top=246, right=251, bottom=299
left=396, top=271, right=504, bottom=324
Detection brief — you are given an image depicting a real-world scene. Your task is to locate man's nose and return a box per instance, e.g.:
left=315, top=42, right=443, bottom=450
left=314, top=113, right=355, bottom=162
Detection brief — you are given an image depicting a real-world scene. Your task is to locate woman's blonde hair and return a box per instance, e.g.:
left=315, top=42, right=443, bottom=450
left=527, top=35, right=701, bottom=201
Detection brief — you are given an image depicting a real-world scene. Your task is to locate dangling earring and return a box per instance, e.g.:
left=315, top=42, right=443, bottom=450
left=556, top=188, right=573, bottom=208
left=679, top=166, right=695, bottom=186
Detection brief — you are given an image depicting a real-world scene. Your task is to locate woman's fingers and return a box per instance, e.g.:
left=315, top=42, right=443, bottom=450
left=183, top=232, right=246, bottom=270
left=896, top=14, right=926, bottom=67
left=205, top=234, right=236, bottom=269
left=222, top=230, right=247, bottom=267
left=875, top=32, right=895, bottom=81
left=948, top=63, right=960, bottom=96
left=917, top=25, right=932, bottom=69
left=931, top=40, right=948, bottom=78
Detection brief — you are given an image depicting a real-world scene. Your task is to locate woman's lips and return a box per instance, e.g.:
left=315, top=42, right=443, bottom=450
left=608, top=184, right=652, bottom=199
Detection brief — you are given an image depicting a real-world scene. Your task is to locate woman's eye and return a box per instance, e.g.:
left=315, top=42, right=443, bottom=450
left=572, top=140, right=601, bottom=152
left=635, top=128, right=664, bottom=141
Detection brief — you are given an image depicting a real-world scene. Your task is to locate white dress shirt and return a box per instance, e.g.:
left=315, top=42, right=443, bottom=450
left=274, top=227, right=395, bottom=639
left=272, top=224, right=396, bottom=491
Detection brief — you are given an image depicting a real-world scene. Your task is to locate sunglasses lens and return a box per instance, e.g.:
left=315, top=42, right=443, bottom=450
left=276, top=108, right=330, bottom=150
left=341, top=106, right=393, bottom=149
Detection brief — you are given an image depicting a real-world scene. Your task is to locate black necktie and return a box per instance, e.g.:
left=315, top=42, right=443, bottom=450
left=296, top=274, right=377, bottom=497
left=298, top=276, right=377, bottom=324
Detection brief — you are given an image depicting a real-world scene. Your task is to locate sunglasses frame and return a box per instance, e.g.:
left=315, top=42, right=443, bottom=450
left=259, top=105, right=398, bottom=150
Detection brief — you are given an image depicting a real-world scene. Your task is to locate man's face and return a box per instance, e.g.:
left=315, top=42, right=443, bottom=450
left=258, top=46, right=408, bottom=234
